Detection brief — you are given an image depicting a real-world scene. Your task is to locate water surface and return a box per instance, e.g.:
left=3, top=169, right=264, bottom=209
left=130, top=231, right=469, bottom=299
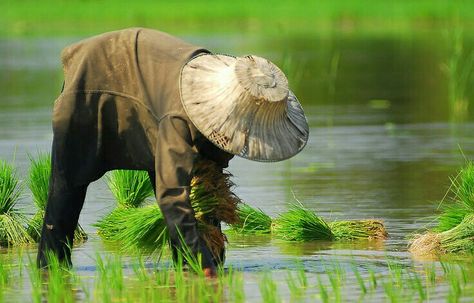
left=1, top=32, right=474, bottom=301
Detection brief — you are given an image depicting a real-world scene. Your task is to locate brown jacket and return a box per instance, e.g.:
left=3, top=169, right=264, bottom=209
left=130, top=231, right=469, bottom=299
left=53, top=28, right=223, bottom=263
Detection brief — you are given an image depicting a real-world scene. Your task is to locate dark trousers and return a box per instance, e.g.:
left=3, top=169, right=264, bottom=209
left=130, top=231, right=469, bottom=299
left=37, top=143, right=89, bottom=267
left=37, top=143, right=218, bottom=268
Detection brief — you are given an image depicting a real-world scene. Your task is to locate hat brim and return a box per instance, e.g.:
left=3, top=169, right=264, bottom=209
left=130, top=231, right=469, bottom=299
left=179, top=54, right=309, bottom=162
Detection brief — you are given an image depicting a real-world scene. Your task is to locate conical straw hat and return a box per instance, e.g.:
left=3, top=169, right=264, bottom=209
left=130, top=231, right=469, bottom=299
left=180, top=54, right=309, bottom=162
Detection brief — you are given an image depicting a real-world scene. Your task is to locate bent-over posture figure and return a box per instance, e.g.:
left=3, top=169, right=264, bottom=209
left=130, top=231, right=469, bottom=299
left=37, top=28, right=309, bottom=276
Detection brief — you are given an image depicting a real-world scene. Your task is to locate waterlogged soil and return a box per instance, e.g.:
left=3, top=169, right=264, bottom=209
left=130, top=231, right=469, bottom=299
left=2, top=33, right=474, bottom=301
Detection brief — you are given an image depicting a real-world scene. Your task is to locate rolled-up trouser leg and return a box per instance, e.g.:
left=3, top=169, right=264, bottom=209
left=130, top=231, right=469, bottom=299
left=158, top=187, right=214, bottom=269
left=37, top=148, right=88, bottom=267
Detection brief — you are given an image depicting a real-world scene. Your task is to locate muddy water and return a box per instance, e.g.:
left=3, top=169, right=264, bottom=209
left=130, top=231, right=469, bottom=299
left=2, top=33, right=474, bottom=301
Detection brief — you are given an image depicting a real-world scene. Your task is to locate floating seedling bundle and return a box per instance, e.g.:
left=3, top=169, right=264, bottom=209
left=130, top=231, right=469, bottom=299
left=95, top=159, right=240, bottom=259
left=410, top=161, right=474, bottom=256
left=0, top=160, right=33, bottom=246
left=26, top=153, right=87, bottom=242
left=230, top=202, right=387, bottom=241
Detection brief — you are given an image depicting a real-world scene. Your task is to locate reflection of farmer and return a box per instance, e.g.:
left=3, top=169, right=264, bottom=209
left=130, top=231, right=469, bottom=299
left=37, top=28, right=308, bottom=276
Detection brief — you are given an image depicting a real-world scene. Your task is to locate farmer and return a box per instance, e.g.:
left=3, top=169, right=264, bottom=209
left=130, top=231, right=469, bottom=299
left=37, top=28, right=308, bottom=277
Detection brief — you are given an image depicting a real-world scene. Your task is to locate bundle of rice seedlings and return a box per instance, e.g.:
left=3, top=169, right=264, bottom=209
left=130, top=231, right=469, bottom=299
left=329, top=220, right=388, bottom=240
left=0, top=159, right=33, bottom=246
left=190, top=159, right=240, bottom=225
left=96, top=169, right=154, bottom=238
left=26, top=153, right=87, bottom=242
left=96, top=159, right=240, bottom=259
left=436, top=162, right=474, bottom=232
left=409, top=162, right=474, bottom=256
left=106, top=169, right=154, bottom=208
left=229, top=203, right=272, bottom=234
left=272, top=203, right=334, bottom=241
left=410, top=214, right=474, bottom=255
left=96, top=205, right=169, bottom=254
left=248, top=203, right=387, bottom=242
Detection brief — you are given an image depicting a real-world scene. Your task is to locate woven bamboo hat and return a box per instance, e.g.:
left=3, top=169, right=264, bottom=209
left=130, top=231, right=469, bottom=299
left=180, top=54, right=309, bottom=162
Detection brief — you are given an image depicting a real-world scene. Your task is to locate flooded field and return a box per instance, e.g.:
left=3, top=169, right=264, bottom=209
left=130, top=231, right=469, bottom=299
left=2, top=31, right=474, bottom=301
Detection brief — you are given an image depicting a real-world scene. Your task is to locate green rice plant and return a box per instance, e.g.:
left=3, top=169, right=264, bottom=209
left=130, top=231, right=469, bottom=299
left=351, top=264, right=367, bottom=295
left=0, top=261, right=11, bottom=301
left=26, top=153, right=87, bottom=242
left=95, top=253, right=125, bottom=302
left=229, top=203, right=272, bottom=234
left=317, top=276, right=329, bottom=303
left=286, top=263, right=307, bottom=299
left=41, top=250, right=76, bottom=303
left=368, top=267, right=378, bottom=291
left=272, top=203, right=334, bottom=241
left=225, top=266, right=245, bottom=303
left=259, top=271, right=280, bottom=303
left=442, top=25, right=474, bottom=121
left=0, top=159, right=33, bottom=246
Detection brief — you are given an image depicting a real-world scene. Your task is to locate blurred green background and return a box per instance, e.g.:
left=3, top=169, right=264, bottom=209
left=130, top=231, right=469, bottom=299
left=2, top=0, right=473, bottom=37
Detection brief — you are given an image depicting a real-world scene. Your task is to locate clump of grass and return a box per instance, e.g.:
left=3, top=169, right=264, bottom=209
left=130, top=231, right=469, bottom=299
left=229, top=203, right=272, bottom=234
left=272, top=203, right=334, bottom=241
left=410, top=161, right=474, bottom=256
left=0, top=159, right=33, bottom=246
left=26, top=153, right=87, bottom=242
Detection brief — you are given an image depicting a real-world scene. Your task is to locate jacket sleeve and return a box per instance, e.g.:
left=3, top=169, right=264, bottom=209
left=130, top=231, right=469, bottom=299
left=154, top=115, right=206, bottom=263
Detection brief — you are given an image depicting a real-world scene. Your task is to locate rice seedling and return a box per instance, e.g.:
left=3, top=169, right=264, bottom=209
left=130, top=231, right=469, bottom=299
left=442, top=24, right=474, bottom=121
left=26, top=153, right=87, bottom=242
left=229, top=203, right=272, bottom=234
left=272, top=203, right=334, bottom=241
left=225, top=266, right=245, bottom=303
left=317, top=276, right=329, bottom=303
left=0, top=159, right=33, bottom=246
left=259, top=271, right=280, bottom=303
left=351, top=264, right=367, bottom=295
left=95, top=253, right=125, bottom=302
left=286, top=263, right=307, bottom=299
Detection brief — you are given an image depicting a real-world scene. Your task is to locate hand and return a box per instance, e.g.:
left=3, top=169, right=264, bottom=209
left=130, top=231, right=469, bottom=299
left=203, top=266, right=217, bottom=278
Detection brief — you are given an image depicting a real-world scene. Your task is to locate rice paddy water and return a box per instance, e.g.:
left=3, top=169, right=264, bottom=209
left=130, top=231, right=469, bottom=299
left=2, top=4, right=474, bottom=300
